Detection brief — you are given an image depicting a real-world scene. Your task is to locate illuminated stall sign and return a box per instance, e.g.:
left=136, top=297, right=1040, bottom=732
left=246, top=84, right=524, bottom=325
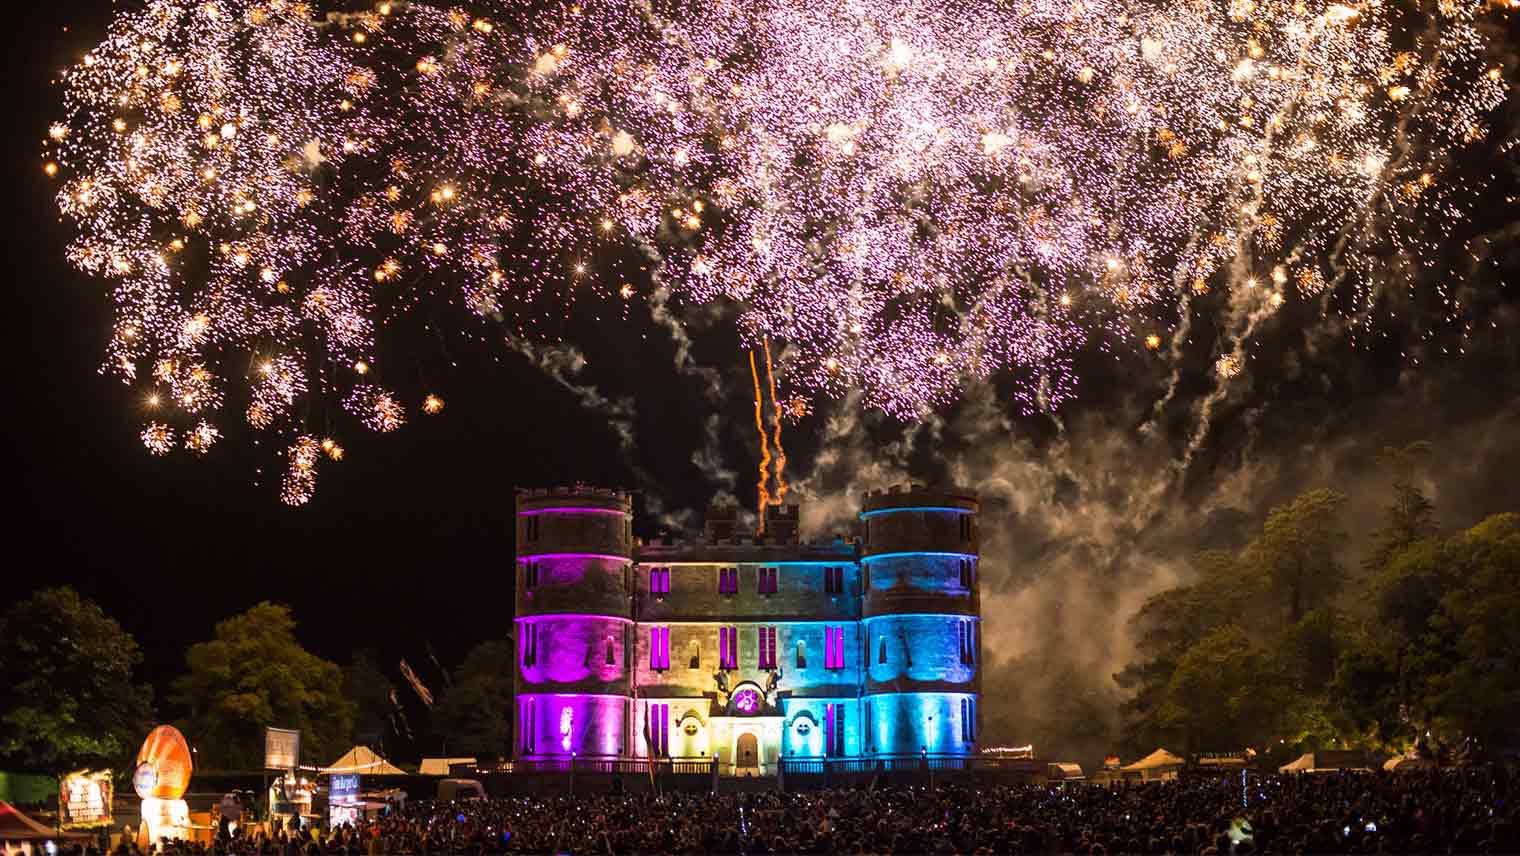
left=328, top=773, right=362, bottom=827
left=60, top=770, right=113, bottom=828
left=330, top=774, right=361, bottom=803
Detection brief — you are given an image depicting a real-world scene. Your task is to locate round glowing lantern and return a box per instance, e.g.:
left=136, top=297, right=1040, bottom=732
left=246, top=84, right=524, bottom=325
left=133, top=725, right=193, bottom=800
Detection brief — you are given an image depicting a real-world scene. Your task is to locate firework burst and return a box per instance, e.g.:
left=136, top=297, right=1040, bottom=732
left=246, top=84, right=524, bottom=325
left=44, top=0, right=1512, bottom=498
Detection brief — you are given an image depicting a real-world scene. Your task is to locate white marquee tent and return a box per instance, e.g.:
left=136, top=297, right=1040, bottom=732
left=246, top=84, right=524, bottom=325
left=1119, top=748, right=1185, bottom=781
left=323, top=746, right=406, bottom=776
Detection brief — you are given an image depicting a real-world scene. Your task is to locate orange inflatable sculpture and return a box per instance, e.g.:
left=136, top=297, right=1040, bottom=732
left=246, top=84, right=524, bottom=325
left=133, top=725, right=194, bottom=851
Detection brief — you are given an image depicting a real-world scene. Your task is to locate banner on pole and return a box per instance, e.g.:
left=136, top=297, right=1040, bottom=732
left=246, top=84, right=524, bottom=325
left=264, top=727, right=301, bottom=770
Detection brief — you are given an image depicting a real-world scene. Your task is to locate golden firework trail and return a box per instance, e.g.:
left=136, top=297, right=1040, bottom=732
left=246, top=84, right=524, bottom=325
left=763, top=336, right=788, bottom=505
left=749, top=349, right=771, bottom=534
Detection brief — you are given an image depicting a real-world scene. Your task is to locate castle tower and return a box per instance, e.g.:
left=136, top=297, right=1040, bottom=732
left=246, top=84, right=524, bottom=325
left=859, top=485, right=981, bottom=756
left=513, top=486, right=634, bottom=760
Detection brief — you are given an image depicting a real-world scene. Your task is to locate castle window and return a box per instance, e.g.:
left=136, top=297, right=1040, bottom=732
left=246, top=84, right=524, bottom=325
left=719, top=626, right=738, bottom=670
left=525, top=516, right=540, bottom=542
left=796, top=640, right=807, bottom=670
left=520, top=698, right=536, bottom=754
left=825, top=703, right=845, bottom=757
left=824, top=626, right=845, bottom=670
left=878, top=636, right=887, bottom=665
left=523, top=560, right=540, bottom=589
left=757, top=567, right=778, bottom=595
left=864, top=700, right=872, bottom=752
left=650, top=566, right=670, bottom=597
left=649, top=703, right=669, bottom=757
left=959, top=558, right=974, bottom=589
left=718, top=567, right=738, bottom=595
left=825, top=566, right=845, bottom=594
left=960, top=621, right=976, bottom=666
left=650, top=626, right=670, bottom=671
left=758, top=627, right=778, bottom=669
left=863, top=564, right=870, bottom=591
left=522, top=623, right=539, bottom=667
left=605, top=635, right=616, bottom=666
left=688, top=640, right=700, bottom=670
left=961, top=698, right=977, bottom=742
left=959, top=514, right=972, bottom=542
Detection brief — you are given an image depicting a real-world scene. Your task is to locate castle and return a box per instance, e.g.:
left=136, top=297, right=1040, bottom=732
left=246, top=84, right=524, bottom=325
left=512, top=484, right=981, bottom=775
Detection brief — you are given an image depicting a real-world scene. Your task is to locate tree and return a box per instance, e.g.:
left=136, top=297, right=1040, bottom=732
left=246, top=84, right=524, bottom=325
left=432, top=640, right=514, bottom=759
left=170, top=603, right=354, bottom=769
left=1116, top=549, right=1257, bottom=750
left=1246, top=489, right=1348, bottom=623
left=1119, top=490, right=1350, bottom=753
left=344, top=650, right=399, bottom=748
left=0, top=588, right=154, bottom=773
left=1426, top=513, right=1520, bottom=751
left=1364, top=442, right=1437, bottom=574
left=1155, top=625, right=1293, bottom=753
left=1335, top=512, right=1520, bottom=754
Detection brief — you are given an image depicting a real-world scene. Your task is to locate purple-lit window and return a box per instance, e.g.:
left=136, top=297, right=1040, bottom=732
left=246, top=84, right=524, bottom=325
left=719, top=626, right=738, bottom=669
left=522, top=623, right=539, bottom=667
left=824, top=626, right=844, bottom=670
left=523, top=560, right=541, bottom=589
left=959, top=558, right=974, bottom=589
left=825, top=703, right=845, bottom=756
left=605, top=635, right=616, bottom=666
left=520, top=699, right=536, bottom=754
left=757, top=567, right=778, bottom=595
left=650, top=566, right=670, bottom=597
left=825, top=566, right=845, bottom=594
left=718, top=567, right=738, bottom=595
left=648, top=703, right=669, bottom=756
left=525, top=516, right=540, bottom=542
left=959, top=515, right=973, bottom=542
left=650, top=626, right=670, bottom=671
left=758, top=627, right=777, bottom=669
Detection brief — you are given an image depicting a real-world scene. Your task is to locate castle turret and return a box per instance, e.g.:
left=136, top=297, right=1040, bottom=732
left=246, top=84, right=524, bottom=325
left=513, top=486, right=633, bottom=760
left=859, top=485, right=980, bottom=756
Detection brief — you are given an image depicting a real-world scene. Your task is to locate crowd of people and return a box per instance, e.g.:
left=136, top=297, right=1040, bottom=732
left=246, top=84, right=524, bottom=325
left=29, top=767, right=1520, bottom=855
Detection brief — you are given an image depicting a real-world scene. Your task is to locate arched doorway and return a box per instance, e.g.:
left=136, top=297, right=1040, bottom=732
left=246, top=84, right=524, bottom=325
left=735, top=732, right=760, bottom=776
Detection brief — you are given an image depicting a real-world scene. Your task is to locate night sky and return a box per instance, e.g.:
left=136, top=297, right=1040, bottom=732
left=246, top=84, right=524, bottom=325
left=7, top=0, right=1520, bottom=754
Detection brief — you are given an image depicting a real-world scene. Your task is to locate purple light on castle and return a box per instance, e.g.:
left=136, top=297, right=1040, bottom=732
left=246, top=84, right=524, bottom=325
left=733, top=688, right=762, bottom=714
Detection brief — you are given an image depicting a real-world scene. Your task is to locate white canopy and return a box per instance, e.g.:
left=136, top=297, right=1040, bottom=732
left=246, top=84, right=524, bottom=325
left=1279, top=753, right=1315, bottom=773
left=1121, top=748, right=1185, bottom=772
left=323, top=745, right=406, bottom=776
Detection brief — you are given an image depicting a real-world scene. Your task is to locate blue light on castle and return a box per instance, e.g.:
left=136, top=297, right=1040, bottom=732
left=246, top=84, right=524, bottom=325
left=513, top=484, right=980, bottom=774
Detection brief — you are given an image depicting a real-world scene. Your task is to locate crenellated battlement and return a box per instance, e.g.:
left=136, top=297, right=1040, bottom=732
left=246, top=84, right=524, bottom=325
left=862, top=483, right=979, bottom=514
left=516, top=485, right=633, bottom=515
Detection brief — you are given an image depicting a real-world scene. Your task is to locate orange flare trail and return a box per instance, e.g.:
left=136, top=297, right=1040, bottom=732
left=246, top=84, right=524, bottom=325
left=763, top=336, right=787, bottom=505
left=749, top=349, right=771, bottom=534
